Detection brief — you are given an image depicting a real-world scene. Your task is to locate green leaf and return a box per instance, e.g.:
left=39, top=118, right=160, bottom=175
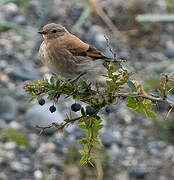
left=128, top=81, right=137, bottom=92
left=28, top=97, right=36, bottom=103
left=79, top=124, right=86, bottom=129
left=80, top=154, right=88, bottom=164
left=78, top=138, right=88, bottom=144
left=86, top=119, right=91, bottom=129
left=81, top=107, right=86, bottom=117
left=47, top=92, right=56, bottom=100
left=93, top=139, right=102, bottom=149
left=145, top=110, right=157, bottom=119
left=126, top=97, right=137, bottom=109
left=56, top=79, right=60, bottom=88
left=50, top=76, right=55, bottom=85
left=79, top=149, right=85, bottom=155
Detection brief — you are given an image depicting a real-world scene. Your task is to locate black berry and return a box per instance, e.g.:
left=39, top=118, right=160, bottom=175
left=86, top=107, right=96, bottom=116
left=49, top=105, right=56, bottom=113
left=71, top=103, right=81, bottom=112
left=38, top=98, right=45, bottom=106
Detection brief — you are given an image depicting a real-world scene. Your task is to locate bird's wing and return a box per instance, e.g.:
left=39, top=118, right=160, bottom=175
left=64, top=34, right=110, bottom=60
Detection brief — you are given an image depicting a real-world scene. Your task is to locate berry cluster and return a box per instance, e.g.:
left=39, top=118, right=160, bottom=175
left=71, top=103, right=96, bottom=116
left=38, top=98, right=56, bottom=113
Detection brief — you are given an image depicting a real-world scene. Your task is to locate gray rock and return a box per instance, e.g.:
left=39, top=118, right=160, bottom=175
left=0, top=119, right=7, bottom=129
left=43, top=153, right=62, bottom=170
left=4, top=142, right=17, bottom=150
left=10, top=161, right=24, bottom=172
left=164, top=48, right=174, bottom=59
left=86, top=25, right=106, bottom=50
left=9, top=71, right=39, bottom=81
left=26, top=104, right=64, bottom=135
left=13, top=15, right=26, bottom=25
left=101, top=132, right=122, bottom=147
left=0, top=96, right=17, bottom=115
left=129, top=168, right=149, bottom=179
left=1, top=113, right=14, bottom=123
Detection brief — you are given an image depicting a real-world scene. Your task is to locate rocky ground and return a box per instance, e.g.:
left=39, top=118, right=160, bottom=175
left=0, top=0, right=174, bottom=180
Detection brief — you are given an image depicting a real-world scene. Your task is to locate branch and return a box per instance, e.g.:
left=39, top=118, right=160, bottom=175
left=115, top=92, right=174, bottom=107
left=36, top=116, right=83, bottom=134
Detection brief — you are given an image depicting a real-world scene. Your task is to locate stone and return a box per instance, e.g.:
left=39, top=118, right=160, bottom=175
left=164, top=48, right=174, bottom=59
left=4, top=142, right=17, bottom=150
left=1, top=113, right=14, bottom=123
left=10, top=161, right=24, bottom=172
left=101, top=132, right=122, bottom=147
left=43, top=153, right=62, bottom=170
left=9, top=71, right=39, bottom=81
left=9, top=121, right=21, bottom=130
left=129, top=168, right=149, bottom=179
left=0, top=96, right=17, bottom=115
left=26, top=104, right=64, bottom=135
left=34, top=170, right=43, bottom=180
left=0, top=119, right=7, bottom=129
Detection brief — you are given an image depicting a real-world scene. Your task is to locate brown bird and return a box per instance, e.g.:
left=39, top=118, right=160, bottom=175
left=38, top=23, right=112, bottom=85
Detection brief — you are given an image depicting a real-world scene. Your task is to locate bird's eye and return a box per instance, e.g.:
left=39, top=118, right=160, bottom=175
left=51, top=29, right=57, bottom=33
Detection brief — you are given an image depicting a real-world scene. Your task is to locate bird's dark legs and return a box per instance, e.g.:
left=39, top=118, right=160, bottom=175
left=69, top=72, right=86, bottom=84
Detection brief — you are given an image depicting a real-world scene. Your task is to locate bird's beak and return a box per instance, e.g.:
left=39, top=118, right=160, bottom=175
left=38, top=31, right=46, bottom=34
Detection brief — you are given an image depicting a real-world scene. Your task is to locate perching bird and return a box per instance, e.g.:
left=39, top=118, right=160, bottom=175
left=38, top=23, right=113, bottom=85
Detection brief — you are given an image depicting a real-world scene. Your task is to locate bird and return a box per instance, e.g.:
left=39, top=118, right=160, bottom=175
left=38, top=23, right=113, bottom=85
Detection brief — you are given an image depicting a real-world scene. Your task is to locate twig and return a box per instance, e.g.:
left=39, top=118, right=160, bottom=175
left=164, top=106, right=173, bottom=121
left=114, top=92, right=174, bottom=107
left=59, top=116, right=83, bottom=129
left=90, top=0, right=123, bottom=40
left=35, top=116, right=83, bottom=134
left=104, top=35, right=126, bottom=69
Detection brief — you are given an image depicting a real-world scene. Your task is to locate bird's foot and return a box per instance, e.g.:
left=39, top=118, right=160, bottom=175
left=69, top=72, right=86, bottom=84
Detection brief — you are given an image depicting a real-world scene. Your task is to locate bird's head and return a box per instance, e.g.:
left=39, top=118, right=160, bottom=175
left=38, top=23, right=69, bottom=40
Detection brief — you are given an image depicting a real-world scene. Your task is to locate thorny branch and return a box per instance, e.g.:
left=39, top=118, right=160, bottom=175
left=36, top=92, right=174, bottom=133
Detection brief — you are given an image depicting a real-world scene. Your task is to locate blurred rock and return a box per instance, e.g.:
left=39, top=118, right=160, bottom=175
left=0, top=96, right=17, bottom=116
left=101, top=132, right=122, bottom=147
left=4, top=142, right=17, bottom=150
left=9, top=121, right=21, bottom=130
left=13, top=15, right=26, bottom=25
left=85, top=25, right=106, bottom=50
left=9, top=71, right=39, bottom=81
left=164, top=48, right=174, bottom=59
left=1, top=113, right=14, bottom=123
left=26, top=104, right=64, bottom=134
left=0, top=119, right=7, bottom=129
left=34, top=170, right=43, bottom=180
left=0, top=172, right=8, bottom=180
left=129, top=168, right=149, bottom=179
left=43, top=153, right=62, bottom=170
left=10, top=161, right=24, bottom=172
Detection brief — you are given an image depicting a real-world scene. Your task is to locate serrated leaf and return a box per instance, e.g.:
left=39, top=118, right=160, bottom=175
left=128, top=80, right=137, bottom=92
